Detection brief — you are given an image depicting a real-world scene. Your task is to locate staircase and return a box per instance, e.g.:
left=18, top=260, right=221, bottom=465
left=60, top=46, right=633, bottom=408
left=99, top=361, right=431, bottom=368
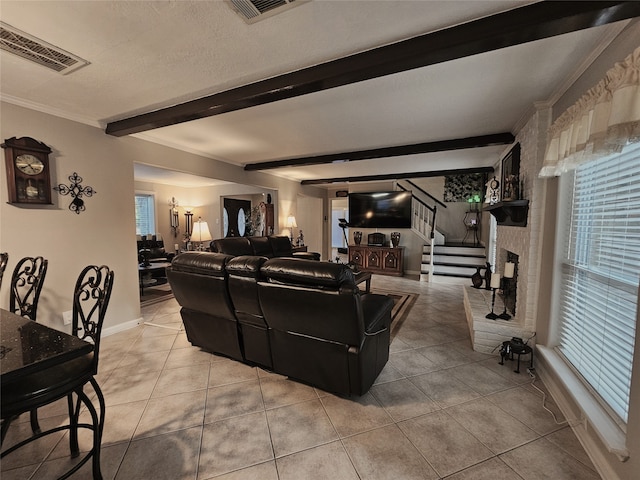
left=421, top=243, right=486, bottom=283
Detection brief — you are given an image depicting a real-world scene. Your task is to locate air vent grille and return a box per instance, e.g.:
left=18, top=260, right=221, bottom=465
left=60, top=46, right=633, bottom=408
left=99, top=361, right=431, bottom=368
left=0, top=22, right=89, bottom=75
left=228, top=0, right=304, bottom=23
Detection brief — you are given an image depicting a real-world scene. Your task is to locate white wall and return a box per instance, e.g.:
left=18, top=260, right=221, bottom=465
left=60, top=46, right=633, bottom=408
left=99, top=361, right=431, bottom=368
left=1, top=102, right=140, bottom=332
left=1, top=101, right=326, bottom=333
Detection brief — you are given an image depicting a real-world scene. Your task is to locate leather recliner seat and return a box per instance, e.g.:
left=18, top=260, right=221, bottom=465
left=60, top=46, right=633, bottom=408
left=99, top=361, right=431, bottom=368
left=166, top=252, right=244, bottom=362
left=258, top=258, right=393, bottom=396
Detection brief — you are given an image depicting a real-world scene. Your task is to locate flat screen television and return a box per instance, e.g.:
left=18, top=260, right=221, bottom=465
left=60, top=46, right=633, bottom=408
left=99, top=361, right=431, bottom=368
left=348, top=191, right=412, bottom=228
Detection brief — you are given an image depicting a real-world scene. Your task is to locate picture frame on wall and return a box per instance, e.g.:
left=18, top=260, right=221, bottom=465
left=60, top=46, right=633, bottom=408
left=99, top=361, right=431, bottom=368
left=501, top=143, right=521, bottom=201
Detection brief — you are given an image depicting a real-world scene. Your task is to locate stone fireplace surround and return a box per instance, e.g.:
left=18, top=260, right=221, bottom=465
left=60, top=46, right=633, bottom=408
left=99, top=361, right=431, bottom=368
left=463, top=109, right=547, bottom=355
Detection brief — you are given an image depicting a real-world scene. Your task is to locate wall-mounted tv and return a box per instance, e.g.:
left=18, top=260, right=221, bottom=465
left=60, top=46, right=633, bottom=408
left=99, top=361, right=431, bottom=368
left=348, top=191, right=412, bottom=228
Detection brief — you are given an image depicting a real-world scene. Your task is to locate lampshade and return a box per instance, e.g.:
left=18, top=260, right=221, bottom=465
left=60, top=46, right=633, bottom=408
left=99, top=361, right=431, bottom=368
left=286, top=214, right=297, bottom=228
left=192, top=218, right=212, bottom=243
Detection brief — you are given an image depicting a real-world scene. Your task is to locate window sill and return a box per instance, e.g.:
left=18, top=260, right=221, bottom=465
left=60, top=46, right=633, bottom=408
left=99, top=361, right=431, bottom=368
left=537, top=345, right=629, bottom=462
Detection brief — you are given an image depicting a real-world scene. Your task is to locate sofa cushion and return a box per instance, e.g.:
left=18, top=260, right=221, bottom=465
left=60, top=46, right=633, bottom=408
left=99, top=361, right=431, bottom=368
left=268, top=236, right=294, bottom=257
left=261, top=258, right=355, bottom=289
left=171, top=251, right=233, bottom=276
left=211, top=237, right=253, bottom=256
left=249, top=236, right=273, bottom=257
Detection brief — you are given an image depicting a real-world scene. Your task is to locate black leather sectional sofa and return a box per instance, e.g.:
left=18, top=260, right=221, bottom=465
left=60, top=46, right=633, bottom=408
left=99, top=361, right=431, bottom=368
left=210, top=235, right=321, bottom=261
left=166, top=252, right=393, bottom=396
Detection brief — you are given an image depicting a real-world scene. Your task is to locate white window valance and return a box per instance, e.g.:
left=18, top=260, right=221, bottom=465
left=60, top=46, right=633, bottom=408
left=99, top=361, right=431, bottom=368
left=540, top=45, right=640, bottom=177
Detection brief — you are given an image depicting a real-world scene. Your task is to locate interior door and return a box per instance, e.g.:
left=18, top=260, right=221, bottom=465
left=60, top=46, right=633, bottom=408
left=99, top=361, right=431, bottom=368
left=223, top=198, right=251, bottom=237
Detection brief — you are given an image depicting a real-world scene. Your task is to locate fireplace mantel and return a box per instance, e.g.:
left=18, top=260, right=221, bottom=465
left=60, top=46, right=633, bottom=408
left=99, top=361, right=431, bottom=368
left=484, top=200, right=529, bottom=227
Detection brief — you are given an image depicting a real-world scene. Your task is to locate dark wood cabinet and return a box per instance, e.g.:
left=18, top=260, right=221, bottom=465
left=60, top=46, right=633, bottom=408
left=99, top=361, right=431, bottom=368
left=348, top=245, right=404, bottom=276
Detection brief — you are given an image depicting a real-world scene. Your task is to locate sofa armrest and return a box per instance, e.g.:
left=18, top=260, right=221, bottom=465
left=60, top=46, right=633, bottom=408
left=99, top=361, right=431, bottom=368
left=361, top=293, right=394, bottom=335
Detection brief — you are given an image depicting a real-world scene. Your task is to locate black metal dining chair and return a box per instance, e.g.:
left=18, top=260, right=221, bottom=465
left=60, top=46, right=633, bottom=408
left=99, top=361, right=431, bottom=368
left=1, top=265, right=114, bottom=480
left=9, top=256, right=48, bottom=320
left=0, top=252, right=8, bottom=289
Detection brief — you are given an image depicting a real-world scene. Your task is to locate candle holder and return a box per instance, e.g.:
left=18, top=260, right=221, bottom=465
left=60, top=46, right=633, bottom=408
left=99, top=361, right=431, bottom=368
left=486, top=272, right=501, bottom=319
left=486, top=287, right=498, bottom=319
left=498, top=277, right=512, bottom=320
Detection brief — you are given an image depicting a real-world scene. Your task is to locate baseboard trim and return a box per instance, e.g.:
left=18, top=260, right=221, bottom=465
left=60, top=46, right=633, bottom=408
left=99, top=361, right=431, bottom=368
left=536, top=345, right=628, bottom=480
left=102, top=317, right=141, bottom=337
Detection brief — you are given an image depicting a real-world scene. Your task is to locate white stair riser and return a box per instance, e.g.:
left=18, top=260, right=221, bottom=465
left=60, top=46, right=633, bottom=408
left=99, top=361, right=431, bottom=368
left=422, top=255, right=486, bottom=266
left=422, top=265, right=478, bottom=276
left=424, top=246, right=484, bottom=256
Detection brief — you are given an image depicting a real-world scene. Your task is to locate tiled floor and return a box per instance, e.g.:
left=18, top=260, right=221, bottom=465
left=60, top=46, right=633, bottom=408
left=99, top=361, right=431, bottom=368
left=2, top=275, right=600, bottom=479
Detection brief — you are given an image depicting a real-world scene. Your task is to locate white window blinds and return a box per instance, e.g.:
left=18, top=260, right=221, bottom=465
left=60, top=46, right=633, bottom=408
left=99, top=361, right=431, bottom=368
left=135, top=194, right=156, bottom=236
left=557, top=142, right=640, bottom=425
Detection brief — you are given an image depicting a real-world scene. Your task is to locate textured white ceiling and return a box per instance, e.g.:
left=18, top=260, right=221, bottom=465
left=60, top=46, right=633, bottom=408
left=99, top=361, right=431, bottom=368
left=0, top=1, right=629, bottom=186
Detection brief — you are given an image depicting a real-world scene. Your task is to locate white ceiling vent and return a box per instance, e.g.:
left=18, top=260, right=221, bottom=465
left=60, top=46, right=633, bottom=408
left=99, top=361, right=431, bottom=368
left=227, top=0, right=306, bottom=24
left=0, top=22, right=89, bottom=75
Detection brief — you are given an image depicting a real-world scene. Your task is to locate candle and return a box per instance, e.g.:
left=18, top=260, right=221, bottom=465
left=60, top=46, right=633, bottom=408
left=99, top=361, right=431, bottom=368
left=504, top=262, right=515, bottom=278
left=490, top=273, right=501, bottom=289
left=174, top=243, right=179, bottom=252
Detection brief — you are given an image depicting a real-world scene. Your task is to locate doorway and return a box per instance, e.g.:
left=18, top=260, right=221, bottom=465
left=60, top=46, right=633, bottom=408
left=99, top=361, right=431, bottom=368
left=331, top=198, right=349, bottom=262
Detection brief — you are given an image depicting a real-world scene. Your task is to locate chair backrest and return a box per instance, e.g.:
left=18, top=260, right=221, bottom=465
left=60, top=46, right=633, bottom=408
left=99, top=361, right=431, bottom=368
left=0, top=252, right=8, bottom=289
left=9, top=256, right=48, bottom=320
left=268, top=236, right=293, bottom=257
left=73, top=265, right=114, bottom=372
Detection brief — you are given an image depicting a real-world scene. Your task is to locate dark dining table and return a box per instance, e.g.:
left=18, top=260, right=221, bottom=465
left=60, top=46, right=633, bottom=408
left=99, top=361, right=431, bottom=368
left=1, top=308, right=94, bottom=386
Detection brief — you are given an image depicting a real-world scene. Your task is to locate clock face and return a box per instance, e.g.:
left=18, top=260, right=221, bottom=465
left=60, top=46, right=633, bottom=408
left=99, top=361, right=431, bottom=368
left=15, top=154, right=44, bottom=175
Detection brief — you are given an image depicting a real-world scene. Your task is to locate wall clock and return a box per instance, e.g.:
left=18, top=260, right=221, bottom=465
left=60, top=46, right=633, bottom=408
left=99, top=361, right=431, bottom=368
left=2, top=137, right=53, bottom=205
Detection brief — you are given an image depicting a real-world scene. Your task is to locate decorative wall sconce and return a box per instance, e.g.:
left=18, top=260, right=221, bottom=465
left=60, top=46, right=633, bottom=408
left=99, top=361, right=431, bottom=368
left=169, top=197, right=180, bottom=238
left=53, top=172, right=96, bottom=214
left=184, top=207, right=194, bottom=242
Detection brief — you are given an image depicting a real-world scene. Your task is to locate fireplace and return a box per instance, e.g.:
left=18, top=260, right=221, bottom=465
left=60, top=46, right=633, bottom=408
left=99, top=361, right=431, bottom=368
left=501, top=250, right=518, bottom=316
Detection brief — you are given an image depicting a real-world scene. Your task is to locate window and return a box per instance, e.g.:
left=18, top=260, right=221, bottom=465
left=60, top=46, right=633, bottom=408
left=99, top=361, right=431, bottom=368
left=135, top=193, right=156, bottom=236
left=555, top=142, right=640, bottom=425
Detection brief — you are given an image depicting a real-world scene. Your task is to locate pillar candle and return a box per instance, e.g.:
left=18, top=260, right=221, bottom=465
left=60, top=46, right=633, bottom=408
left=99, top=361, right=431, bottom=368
left=490, top=273, right=501, bottom=289
left=504, top=262, right=515, bottom=278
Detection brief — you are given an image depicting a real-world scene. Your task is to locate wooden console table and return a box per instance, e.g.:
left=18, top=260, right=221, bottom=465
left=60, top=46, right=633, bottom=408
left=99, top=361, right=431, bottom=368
left=348, top=245, right=404, bottom=276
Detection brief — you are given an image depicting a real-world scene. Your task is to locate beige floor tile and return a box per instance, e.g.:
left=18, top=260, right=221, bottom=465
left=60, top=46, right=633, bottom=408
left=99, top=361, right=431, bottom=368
left=27, top=442, right=128, bottom=480
left=276, top=441, right=359, bottom=480
left=409, top=370, right=481, bottom=407
left=500, top=436, right=601, bottom=480
left=204, top=379, right=264, bottom=423
left=100, top=369, right=162, bottom=406
left=486, top=385, right=565, bottom=435
left=398, top=410, right=493, bottom=477
left=448, top=362, right=515, bottom=395
left=545, top=426, right=597, bottom=471
left=343, top=424, right=439, bottom=479
left=208, top=357, right=258, bottom=387
left=446, top=397, right=539, bottom=454
left=131, top=333, right=178, bottom=352
left=3, top=276, right=599, bottom=480
left=320, top=392, right=393, bottom=437
left=134, top=390, right=206, bottom=439
left=198, top=412, right=273, bottom=478
left=388, top=349, right=438, bottom=377
left=164, top=345, right=213, bottom=369
left=152, top=362, right=210, bottom=398
left=115, top=426, right=203, bottom=480
left=213, top=461, right=279, bottom=480
left=259, top=375, right=318, bottom=410
left=444, top=457, right=524, bottom=480
left=115, top=349, right=170, bottom=374
left=369, top=378, right=440, bottom=421
left=416, top=343, right=474, bottom=369
left=266, top=398, right=338, bottom=457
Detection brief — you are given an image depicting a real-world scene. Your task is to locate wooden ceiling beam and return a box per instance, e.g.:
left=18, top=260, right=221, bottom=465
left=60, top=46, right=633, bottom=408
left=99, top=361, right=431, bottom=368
left=300, top=167, right=495, bottom=186
left=244, top=133, right=514, bottom=171
left=105, top=2, right=640, bottom=137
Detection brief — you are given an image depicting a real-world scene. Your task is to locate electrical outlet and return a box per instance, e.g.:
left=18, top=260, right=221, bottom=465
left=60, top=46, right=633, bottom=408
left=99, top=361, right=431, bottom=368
left=62, top=310, right=73, bottom=325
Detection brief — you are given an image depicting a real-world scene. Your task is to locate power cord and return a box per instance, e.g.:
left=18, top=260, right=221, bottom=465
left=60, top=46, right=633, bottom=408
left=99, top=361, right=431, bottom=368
left=526, top=367, right=585, bottom=427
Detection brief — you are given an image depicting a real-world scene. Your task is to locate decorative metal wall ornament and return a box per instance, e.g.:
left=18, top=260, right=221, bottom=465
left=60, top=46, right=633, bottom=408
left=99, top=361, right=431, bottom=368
left=53, top=172, right=96, bottom=214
